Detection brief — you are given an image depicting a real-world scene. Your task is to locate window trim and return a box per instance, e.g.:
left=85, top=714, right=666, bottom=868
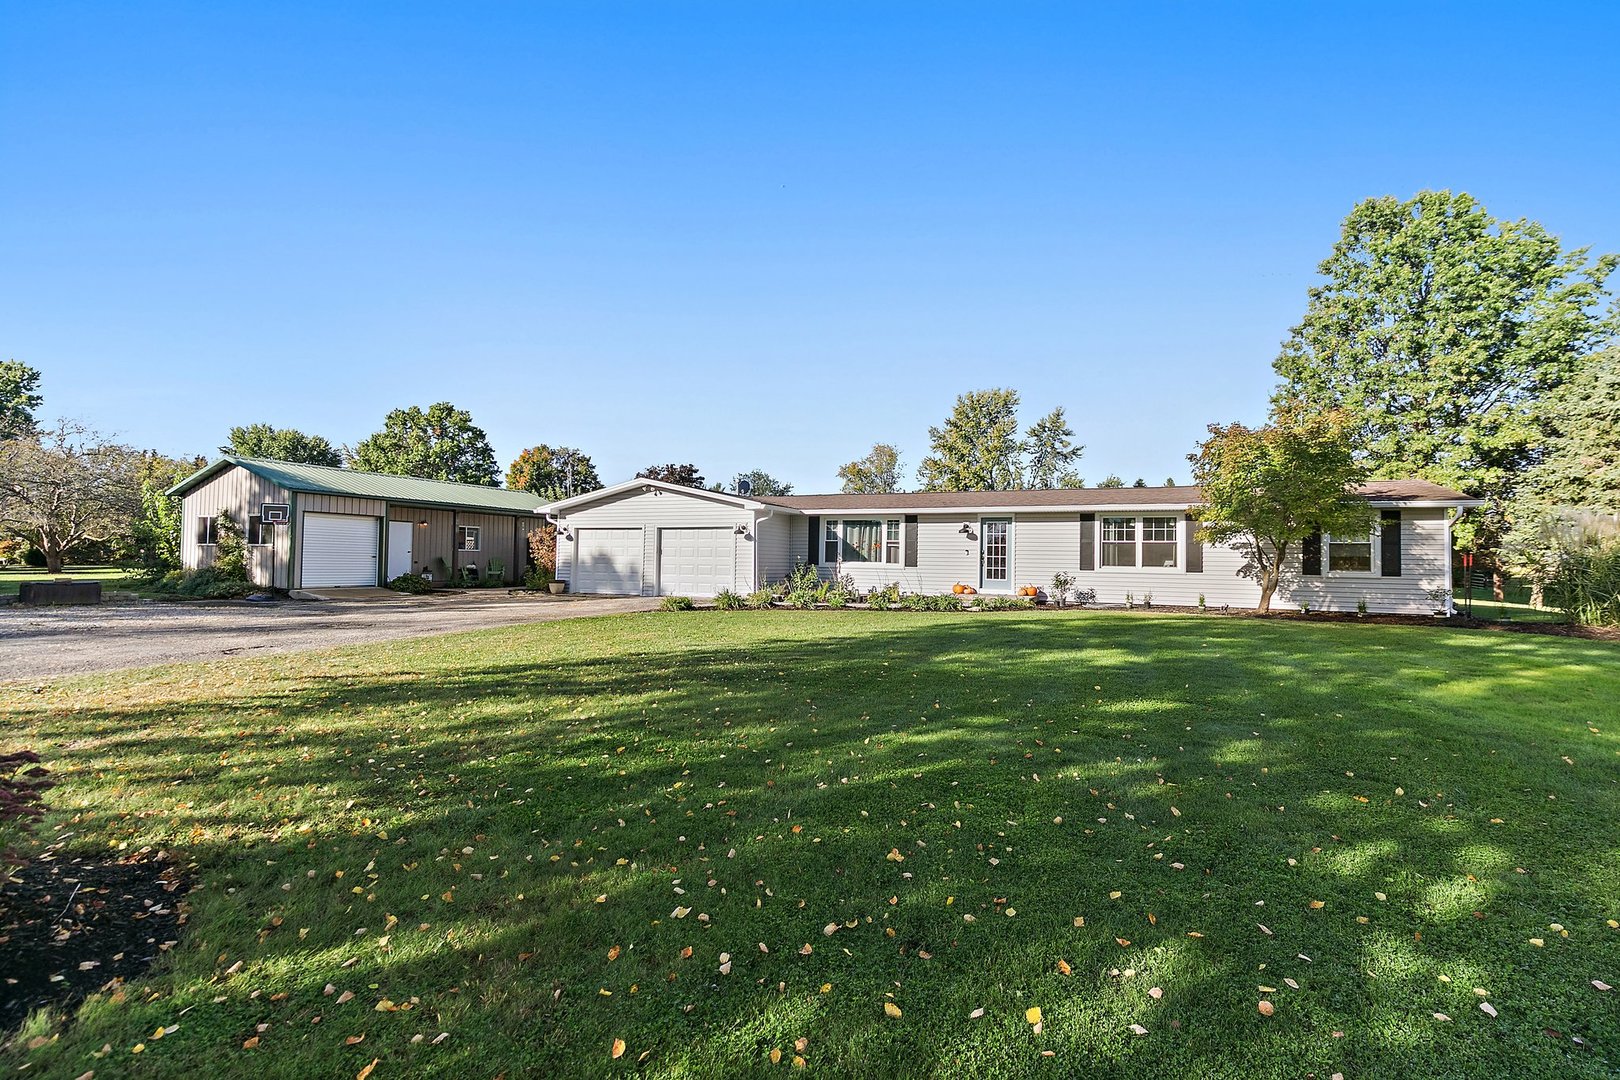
left=247, top=516, right=274, bottom=548
left=1325, top=530, right=1375, bottom=575
left=1140, top=515, right=1179, bottom=569
left=1094, top=514, right=1182, bottom=571
left=457, top=525, right=482, bottom=552
left=198, top=516, right=219, bottom=547
left=823, top=517, right=904, bottom=565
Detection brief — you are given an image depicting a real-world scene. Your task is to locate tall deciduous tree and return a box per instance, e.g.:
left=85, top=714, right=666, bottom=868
left=1189, top=410, right=1372, bottom=613
left=0, top=422, right=142, bottom=573
left=129, top=452, right=207, bottom=572
left=350, top=402, right=499, bottom=486
left=729, top=469, right=793, bottom=496
left=1273, top=190, right=1617, bottom=546
left=638, top=463, right=706, bottom=488
left=508, top=445, right=602, bottom=499
left=0, top=360, right=43, bottom=442
left=223, top=423, right=343, bottom=466
left=837, top=443, right=904, bottom=494
left=1023, top=407, right=1085, bottom=489
left=917, top=389, right=1025, bottom=491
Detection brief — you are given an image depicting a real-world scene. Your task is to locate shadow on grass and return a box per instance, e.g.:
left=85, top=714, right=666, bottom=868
left=3, top=612, right=1618, bottom=1078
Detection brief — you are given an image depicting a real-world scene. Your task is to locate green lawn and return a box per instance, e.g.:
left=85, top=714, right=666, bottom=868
left=0, top=564, right=145, bottom=597
left=3, top=612, right=1617, bottom=1078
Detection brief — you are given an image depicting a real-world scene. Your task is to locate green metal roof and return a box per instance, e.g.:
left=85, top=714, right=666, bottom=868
left=167, top=456, right=546, bottom=514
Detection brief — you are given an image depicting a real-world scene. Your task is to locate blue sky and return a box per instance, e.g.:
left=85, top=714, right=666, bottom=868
left=4, top=3, right=1617, bottom=492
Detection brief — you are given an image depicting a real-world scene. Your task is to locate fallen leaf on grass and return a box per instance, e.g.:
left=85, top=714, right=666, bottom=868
left=1148, top=987, right=1163, bottom=1000
left=1025, top=1007, right=1042, bottom=1024
left=969, top=1008, right=985, bottom=1019
left=1594, top=981, right=1613, bottom=992
left=356, top=1059, right=378, bottom=1080
left=242, top=1037, right=260, bottom=1049
left=1480, top=1003, right=1498, bottom=1018
left=1257, top=1001, right=1274, bottom=1017
left=1056, top=959, right=1072, bottom=976
left=1433, top=1013, right=1451, bottom=1022
left=1129, top=1023, right=1148, bottom=1036
left=345, top=1034, right=365, bottom=1045
left=884, top=1002, right=902, bottom=1019
left=611, top=1038, right=626, bottom=1059
left=336, top=991, right=355, bottom=1004
left=770, top=1048, right=782, bottom=1064
left=607, top=945, right=621, bottom=961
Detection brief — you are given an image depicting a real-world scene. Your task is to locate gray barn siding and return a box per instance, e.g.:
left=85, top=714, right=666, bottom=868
left=179, top=466, right=294, bottom=588
left=292, top=495, right=386, bottom=588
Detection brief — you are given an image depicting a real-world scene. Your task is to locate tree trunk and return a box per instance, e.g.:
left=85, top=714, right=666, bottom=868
left=1257, top=571, right=1277, bottom=613
left=1492, top=570, right=1505, bottom=602
left=43, top=546, right=64, bottom=574
left=1529, top=581, right=1545, bottom=609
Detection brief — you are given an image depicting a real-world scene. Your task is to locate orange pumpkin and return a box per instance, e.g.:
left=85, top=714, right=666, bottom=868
left=952, top=583, right=966, bottom=595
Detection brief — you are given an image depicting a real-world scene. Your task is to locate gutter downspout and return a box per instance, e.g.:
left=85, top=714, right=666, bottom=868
left=752, top=507, right=775, bottom=592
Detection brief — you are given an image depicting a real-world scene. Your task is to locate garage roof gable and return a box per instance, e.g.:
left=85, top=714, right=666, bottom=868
left=167, top=457, right=548, bottom=515
left=540, top=477, right=766, bottom=514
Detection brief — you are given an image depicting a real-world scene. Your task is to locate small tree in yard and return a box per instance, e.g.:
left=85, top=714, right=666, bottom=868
left=0, top=422, right=141, bottom=573
left=213, top=511, right=248, bottom=580
left=1189, top=410, right=1373, bottom=613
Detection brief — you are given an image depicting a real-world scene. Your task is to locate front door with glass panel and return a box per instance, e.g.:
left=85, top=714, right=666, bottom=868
left=980, top=518, right=1011, bottom=591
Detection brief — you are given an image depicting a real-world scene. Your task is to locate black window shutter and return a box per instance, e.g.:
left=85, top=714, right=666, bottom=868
left=806, top=515, right=820, bottom=564
left=1380, top=510, right=1402, bottom=577
left=1185, top=514, right=1203, bottom=573
left=1302, top=529, right=1322, bottom=576
left=1078, top=513, right=1095, bottom=571
left=903, top=515, right=918, bottom=567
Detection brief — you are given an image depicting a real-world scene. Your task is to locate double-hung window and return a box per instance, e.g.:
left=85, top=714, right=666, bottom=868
left=823, top=518, right=902, bottom=563
left=457, top=525, right=481, bottom=552
left=247, top=516, right=274, bottom=547
left=197, top=517, right=219, bottom=547
left=1141, top=516, right=1178, bottom=567
left=1101, top=516, right=1137, bottom=567
left=1327, top=531, right=1372, bottom=573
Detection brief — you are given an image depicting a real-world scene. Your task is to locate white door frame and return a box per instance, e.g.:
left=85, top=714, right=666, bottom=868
left=979, top=516, right=1012, bottom=592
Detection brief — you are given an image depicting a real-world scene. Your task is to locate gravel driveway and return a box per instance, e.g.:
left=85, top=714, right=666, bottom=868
left=0, top=593, right=659, bottom=681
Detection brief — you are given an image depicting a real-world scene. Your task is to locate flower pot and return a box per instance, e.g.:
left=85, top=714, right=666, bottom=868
left=547, top=581, right=567, bottom=595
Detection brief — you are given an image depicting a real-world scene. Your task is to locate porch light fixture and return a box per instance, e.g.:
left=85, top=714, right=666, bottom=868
left=416, top=519, right=428, bottom=527
left=734, top=523, right=749, bottom=535
left=959, top=523, right=972, bottom=535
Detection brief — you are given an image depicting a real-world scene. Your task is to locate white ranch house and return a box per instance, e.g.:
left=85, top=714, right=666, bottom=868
left=542, top=478, right=1480, bottom=614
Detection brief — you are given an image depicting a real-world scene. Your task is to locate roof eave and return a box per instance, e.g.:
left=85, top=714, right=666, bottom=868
left=540, top=477, right=765, bottom=514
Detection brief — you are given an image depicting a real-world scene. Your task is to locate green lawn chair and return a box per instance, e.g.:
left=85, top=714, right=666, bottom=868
left=485, top=558, right=505, bottom=585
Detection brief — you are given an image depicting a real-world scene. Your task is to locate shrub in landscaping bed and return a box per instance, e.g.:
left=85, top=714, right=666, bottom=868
left=658, top=595, right=696, bottom=611
left=712, top=588, right=746, bottom=610
left=153, top=567, right=258, bottom=599
left=386, top=573, right=433, bottom=594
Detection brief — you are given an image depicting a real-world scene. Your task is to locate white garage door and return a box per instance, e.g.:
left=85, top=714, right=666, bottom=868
left=574, top=528, right=643, bottom=595
left=658, top=527, right=735, bottom=597
left=302, top=513, right=380, bottom=587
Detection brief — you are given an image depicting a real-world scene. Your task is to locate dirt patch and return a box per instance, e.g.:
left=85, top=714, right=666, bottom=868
left=0, top=845, right=189, bottom=1029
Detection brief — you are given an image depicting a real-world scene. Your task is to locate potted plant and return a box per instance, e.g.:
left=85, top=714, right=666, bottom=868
left=548, top=579, right=567, bottom=595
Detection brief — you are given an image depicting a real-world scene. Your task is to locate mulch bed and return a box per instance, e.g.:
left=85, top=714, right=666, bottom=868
left=0, top=843, right=190, bottom=1029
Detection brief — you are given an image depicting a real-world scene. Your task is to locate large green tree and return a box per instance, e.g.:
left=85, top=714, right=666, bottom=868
left=638, top=464, right=706, bottom=488
left=917, top=389, right=1025, bottom=491
left=349, top=402, right=499, bottom=486
left=129, top=452, right=208, bottom=572
left=1189, top=409, right=1372, bottom=613
left=1023, top=407, right=1085, bottom=489
left=837, top=443, right=903, bottom=494
left=1273, top=190, right=1617, bottom=546
left=729, top=469, right=793, bottom=497
left=0, top=360, right=43, bottom=442
left=508, top=445, right=602, bottom=499
left=223, top=423, right=343, bottom=466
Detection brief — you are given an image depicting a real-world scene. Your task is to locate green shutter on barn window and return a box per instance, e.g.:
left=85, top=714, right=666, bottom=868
left=1302, top=529, right=1323, bottom=576
left=904, top=515, right=918, bottom=567
left=1078, top=513, right=1095, bottom=571
left=1380, top=510, right=1402, bottom=576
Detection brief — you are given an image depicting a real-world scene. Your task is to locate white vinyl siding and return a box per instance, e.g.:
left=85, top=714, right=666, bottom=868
left=301, top=513, right=381, bottom=587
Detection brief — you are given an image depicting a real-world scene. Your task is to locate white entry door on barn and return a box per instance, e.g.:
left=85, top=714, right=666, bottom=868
left=657, top=527, right=735, bottom=597
left=302, top=513, right=381, bottom=587
left=573, top=528, right=643, bottom=595
left=386, top=520, right=415, bottom=580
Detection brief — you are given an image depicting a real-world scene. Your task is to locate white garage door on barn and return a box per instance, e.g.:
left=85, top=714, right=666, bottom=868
left=574, top=528, right=643, bottom=595
left=658, top=527, right=736, bottom=597
left=302, top=513, right=380, bottom=587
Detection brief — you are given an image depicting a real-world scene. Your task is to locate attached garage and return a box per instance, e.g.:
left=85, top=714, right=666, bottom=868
left=301, top=513, right=381, bottom=587
left=544, top=480, right=769, bottom=597
left=573, top=528, right=643, bottom=595
left=658, top=527, right=736, bottom=597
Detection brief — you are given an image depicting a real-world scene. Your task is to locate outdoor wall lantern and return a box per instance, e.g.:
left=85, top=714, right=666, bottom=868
left=959, top=522, right=973, bottom=535
left=416, top=519, right=428, bottom=527
left=734, top=523, right=749, bottom=535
